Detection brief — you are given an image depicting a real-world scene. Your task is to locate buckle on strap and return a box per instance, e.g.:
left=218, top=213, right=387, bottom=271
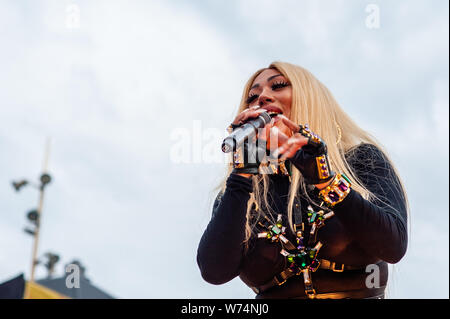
left=330, top=262, right=345, bottom=272
left=274, top=269, right=291, bottom=286
left=306, top=288, right=317, bottom=299
left=251, top=269, right=293, bottom=294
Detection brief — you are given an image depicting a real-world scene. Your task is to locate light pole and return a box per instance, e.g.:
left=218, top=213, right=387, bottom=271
left=12, top=138, right=52, bottom=282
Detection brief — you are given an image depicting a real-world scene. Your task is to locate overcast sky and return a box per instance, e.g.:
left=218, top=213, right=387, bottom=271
left=0, top=0, right=448, bottom=298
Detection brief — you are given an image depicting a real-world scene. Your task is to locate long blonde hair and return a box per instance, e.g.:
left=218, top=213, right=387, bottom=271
left=217, top=61, right=408, bottom=251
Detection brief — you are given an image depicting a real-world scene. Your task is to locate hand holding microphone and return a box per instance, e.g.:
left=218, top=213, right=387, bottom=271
left=222, top=107, right=274, bottom=153
left=223, top=107, right=280, bottom=177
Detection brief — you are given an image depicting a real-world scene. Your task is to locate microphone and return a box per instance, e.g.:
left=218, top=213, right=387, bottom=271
left=222, top=111, right=273, bottom=153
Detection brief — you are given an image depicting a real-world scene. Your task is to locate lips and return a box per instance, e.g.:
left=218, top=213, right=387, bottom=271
left=262, top=105, right=283, bottom=116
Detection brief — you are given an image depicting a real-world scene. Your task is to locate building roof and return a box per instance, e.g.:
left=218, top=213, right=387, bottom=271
left=37, top=276, right=114, bottom=299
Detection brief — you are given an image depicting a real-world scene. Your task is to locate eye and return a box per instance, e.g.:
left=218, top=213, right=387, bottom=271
left=246, top=94, right=258, bottom=104
left=271, top=81, right=290, bottom=90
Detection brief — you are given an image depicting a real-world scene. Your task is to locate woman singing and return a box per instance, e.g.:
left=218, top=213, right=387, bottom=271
left=197, top=61, right=408, bottom=299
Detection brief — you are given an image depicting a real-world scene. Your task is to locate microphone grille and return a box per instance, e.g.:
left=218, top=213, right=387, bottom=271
left=259, top=111, right=272, bottom=124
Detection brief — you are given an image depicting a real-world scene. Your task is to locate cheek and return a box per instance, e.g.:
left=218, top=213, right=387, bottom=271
left=278, top=90, right=292, bottom=115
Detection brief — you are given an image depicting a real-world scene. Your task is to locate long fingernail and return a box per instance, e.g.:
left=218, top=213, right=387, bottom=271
left=272, top=149, right=280, bottom=158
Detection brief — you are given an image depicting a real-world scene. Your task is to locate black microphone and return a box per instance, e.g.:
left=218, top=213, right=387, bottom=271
left=222, top=111, right=273, bottom=153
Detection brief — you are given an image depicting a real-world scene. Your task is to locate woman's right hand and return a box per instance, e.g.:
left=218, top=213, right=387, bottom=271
left=231, top=106, right=272, bottom=179
left=231, top=106, right=268, bottom=126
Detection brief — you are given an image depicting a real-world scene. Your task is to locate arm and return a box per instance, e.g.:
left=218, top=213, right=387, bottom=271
left=196, top=173, right=253, bottom=284
left=332, top=144, right=408, bottom=264
left=272, top=116, right=408, bottom=263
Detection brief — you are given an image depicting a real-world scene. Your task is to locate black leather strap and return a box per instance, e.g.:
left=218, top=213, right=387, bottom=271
left=251, top=260, right=366, bottom=294
left=293, top=286, right=386, bottom=299
left=318, top=259, right=364, bottom=272
left=251, top=268, right=296, bottom=294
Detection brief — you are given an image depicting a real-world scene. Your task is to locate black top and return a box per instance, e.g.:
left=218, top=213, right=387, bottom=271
left=197, top=143, right=408, bottom=298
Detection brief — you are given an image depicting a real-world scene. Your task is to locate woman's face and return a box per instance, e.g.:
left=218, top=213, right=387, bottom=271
left=247, top=68, right=293, bottom=140
left=247, top=68, right=292, bottom=117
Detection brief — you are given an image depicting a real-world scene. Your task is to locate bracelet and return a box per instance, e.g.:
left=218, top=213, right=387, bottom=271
left=318, top=173, right=352, bottom=207
left=232, top=146, right=245, bottom=168
left=315, top=154, right=333, bottom=180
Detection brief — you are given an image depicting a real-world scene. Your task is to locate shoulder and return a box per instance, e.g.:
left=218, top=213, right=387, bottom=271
left=344, top=143, right=398, bottom=183
left=345, top=143, right=389, bottom=171
left=344, top=144, right=407, bottom=217
left=345, top=143, right=385, bottom=162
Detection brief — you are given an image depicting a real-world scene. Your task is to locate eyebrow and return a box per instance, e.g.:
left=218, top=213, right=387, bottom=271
left=267, top=74, right=283, bottom=81
left=250, top=74, right=284, bottom=90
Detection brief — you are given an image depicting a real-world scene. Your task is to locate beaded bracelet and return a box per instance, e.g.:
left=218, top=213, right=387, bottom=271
left=318, top=173, right=352, bottom=207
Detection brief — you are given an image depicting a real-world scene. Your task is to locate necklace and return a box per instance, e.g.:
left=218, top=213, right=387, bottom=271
left=257, top=203, right=334, bottom=297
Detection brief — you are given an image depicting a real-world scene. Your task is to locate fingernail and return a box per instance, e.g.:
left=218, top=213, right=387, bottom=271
left=272, top=149, right=280, bottom=158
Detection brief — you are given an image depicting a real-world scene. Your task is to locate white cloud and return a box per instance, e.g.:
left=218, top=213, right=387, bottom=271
left=0, top=0, right=448, bottom=299
left=431, top=79, right=450, bottom=148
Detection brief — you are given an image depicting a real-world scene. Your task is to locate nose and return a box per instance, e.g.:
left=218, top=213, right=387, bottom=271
left=258, top=88, right=274, bottom=107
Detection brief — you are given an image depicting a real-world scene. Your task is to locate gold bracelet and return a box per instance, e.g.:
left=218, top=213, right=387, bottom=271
left=319, top=173, right=351, bottom=207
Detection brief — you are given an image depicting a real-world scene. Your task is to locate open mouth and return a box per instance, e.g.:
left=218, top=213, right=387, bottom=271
left=264, top=105, right=283, bottom=117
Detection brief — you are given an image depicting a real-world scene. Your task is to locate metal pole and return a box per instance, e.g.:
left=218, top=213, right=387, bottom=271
left=30, top=138, right=51, bottom=282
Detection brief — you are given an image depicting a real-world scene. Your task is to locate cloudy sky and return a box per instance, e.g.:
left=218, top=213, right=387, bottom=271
left=0, top=0, right=448, bottom=298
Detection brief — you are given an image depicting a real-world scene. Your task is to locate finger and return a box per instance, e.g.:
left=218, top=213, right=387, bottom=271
left=232, top=108, right=265, bottom=125
left=271, top=125, right=290, bottom=141
left=266, top=120, right=276, bottom=140
left=243, top=106, right=259, bottom=113
left=292, top=133, right=309, bottom=146
left=278, top=115, right=302, bottom=133
left=272, top=137, right=297, bottom=158
left=241, top=108, right=267, bottom=122
left=281, top=143, right=302, bottom=160
left=266, top=126, right=289, bottom=151
left=258, top=121, right=273, bottom=142
left=276, top=137, right=305, bottom=159
left=280, top=142, right=302, bottom=160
